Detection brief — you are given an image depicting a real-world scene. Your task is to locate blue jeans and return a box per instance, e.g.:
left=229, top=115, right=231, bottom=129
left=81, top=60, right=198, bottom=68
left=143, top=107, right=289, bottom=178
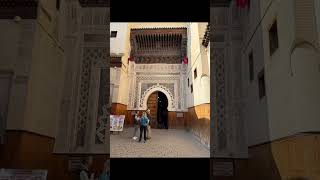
left=139, top=126, right=147, bottom=142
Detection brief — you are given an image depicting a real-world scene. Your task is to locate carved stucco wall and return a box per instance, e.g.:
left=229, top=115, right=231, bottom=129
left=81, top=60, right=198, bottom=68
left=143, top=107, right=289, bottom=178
left=127, top=63, right=187, bottom=112
left=211, top=5, right=248, bottom=158
left=54, top=2, right=109, bottom=154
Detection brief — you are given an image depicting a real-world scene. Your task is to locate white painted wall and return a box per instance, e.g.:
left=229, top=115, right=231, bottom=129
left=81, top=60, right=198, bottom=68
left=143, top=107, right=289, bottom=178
left=110, top=67, right=128, bottom=105
left=237, top=0, right=270, bottom=146
left=241, top=25, right=270, bottom=146
left=291, top=45, right=320, bottom=133
left=260, top=0, right=320, bottom=141
left=186, top=23, right=210, bottom=109
left=110, top=23, right=128, bottom=55
left=110, top=23, right=130, bottom=105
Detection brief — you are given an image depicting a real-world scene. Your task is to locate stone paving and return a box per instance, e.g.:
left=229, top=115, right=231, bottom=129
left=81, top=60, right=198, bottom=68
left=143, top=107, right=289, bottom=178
left=110, top=127, right=210, bottom=158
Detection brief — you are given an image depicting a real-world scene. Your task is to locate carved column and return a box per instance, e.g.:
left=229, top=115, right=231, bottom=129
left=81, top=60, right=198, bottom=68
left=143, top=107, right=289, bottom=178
left=211, top=5, right=248, bottom=158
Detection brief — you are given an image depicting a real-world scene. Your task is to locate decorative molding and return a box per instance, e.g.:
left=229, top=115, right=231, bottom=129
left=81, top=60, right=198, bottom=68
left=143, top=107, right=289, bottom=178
left=94, top=68, right=109, bottom=144
left=127, top=63, right=185, bottom=111
left=141, top=84, right=174, bottom=111
left=75, top=47, right=106, bottom=150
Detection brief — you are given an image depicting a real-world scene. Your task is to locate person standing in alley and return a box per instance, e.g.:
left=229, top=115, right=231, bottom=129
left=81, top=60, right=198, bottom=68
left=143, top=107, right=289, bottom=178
left=132, top=111, right=140, bottom=140
left=146, top=109, right=152, bottom=139
left=139, top=111, right=149, bottom=143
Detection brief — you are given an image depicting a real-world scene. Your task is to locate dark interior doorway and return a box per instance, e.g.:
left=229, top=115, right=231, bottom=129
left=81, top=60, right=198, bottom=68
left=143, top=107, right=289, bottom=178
left=146, top=91, right=168, bottom=129
left=157, top=91, right=168, bottom=129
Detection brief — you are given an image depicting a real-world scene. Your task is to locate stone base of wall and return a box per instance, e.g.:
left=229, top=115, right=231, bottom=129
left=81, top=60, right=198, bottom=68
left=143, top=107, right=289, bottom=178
left=186, top=103, right=210, bottom=148
left=111, top=103, right=129, bottom=126
left=111, top=103, right=127, bottom=115
left=0, top=130, right=109, bottom=180
left=211, top=133, right=320, bottom=180
left=168, top=111, right=186, bottom=129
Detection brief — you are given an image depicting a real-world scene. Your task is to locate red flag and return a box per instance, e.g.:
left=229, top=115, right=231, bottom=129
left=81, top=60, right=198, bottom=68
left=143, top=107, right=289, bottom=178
left=236, top=0, right=248, bottom=8
left=128, top=56, right=134, bottom=62
left=183, top=55, right=188, bottom=64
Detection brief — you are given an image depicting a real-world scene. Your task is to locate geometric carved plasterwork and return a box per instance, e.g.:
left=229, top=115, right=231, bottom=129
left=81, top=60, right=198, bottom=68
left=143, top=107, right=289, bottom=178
left=140, top=84, right=175, bottom=110
left=75, top=47, right=107, bottom=149
left=134, top=64, right=182, bottom=72
left=213, top=47, right=227, bottom=151
left=53, top=3, right=110, bottom=154
left=212, top=6, right=248, bottom=158
left=95, top=68, right=109, bottom=144
left=75, top=48, right=93, bottom=148
left=134, top=77, right=180, bottom=111
left=128, top=63, right=186, bottom=112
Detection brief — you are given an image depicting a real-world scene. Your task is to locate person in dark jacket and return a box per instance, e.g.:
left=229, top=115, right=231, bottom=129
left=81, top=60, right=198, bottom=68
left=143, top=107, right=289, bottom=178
left=146, top=109, right=152, bottom=139
left=139, top=112, right=149, bottom=143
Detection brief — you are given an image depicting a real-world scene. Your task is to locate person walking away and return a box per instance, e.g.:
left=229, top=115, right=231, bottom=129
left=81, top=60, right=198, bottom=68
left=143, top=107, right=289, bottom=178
left=132, top=111, right=140, bottom=140
left=164, top=109, right=168, bottom=129
left=79, top=156, right=94, bottom=180
left=139, top=112, right=149, bottom=143
left=146, top=109, right=152, bottom=139
left=99, top=159, right=110, bottom=180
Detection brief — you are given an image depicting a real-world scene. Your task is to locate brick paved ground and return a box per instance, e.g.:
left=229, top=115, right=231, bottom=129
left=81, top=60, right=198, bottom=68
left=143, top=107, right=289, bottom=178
left=110, top=127, right=210, bottom=157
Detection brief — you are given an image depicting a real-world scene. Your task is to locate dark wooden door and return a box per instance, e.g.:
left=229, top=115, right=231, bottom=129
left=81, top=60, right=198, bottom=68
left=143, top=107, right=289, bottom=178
left=147, top=92, right=158, bottom=128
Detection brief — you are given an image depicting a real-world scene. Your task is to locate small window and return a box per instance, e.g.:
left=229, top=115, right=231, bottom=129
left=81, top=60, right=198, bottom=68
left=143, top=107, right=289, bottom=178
left=56, top=0, right=60, bottom=10
left=194, top=68, right=197, bottom=79
left=190, top=84, right=193, bottom=93
left=111, top=31, right=117, bottom=38
left=258, top=69, right=266, bottom=99
left=187, top=78, right=189, bottom=87
left=249, top=51, right=254, bottom=82
left=269, top=20, right=279, bottom=55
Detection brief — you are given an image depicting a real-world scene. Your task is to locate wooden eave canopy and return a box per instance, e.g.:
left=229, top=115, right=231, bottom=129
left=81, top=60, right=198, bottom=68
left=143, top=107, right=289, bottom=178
left=129, top=27, right=188, bottom=64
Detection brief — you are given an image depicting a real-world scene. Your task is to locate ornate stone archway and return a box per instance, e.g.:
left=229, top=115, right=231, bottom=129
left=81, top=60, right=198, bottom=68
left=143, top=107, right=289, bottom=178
left=141, top=84, right=174, bottom=111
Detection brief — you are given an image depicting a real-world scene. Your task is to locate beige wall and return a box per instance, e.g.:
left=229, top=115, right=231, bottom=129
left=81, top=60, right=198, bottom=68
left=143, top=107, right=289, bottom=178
left=0, top=20, right=36, bottom=131
left=24, top=23, right=65, bottom=138
left=0, top=1, right=65, bottom=138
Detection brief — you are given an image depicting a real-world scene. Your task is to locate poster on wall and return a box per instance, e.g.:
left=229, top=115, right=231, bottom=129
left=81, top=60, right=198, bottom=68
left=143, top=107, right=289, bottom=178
left=110, top=115, right=125, bottom=132
left=0, top=169, right=48, bottom=180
